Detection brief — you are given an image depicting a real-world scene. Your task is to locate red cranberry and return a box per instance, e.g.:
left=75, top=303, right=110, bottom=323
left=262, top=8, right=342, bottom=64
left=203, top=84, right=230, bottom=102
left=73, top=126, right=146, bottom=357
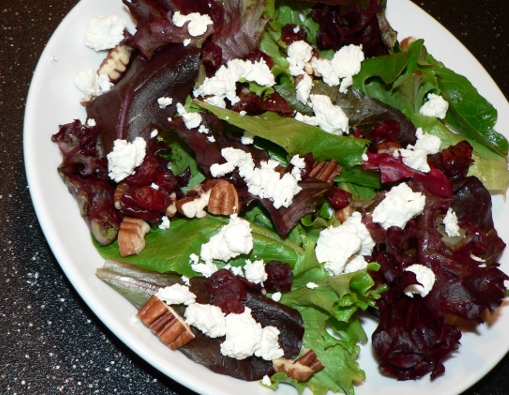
left=206, top=269, right=247, bottom=314
left=263, top=260, right=293, bottom=293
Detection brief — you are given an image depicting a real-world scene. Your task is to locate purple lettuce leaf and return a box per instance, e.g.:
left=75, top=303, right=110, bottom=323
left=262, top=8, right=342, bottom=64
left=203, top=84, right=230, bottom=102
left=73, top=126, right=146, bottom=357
left=51, top=120, right=122, bottom=245
left=87, top=44, right=200, bottom=154
left=369, top=175, right=507, bottom=380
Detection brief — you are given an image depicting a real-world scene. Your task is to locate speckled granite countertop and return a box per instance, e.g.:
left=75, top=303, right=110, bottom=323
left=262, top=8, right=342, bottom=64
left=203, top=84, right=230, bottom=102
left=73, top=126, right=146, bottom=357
left=1, top=1, right=508, bottom=394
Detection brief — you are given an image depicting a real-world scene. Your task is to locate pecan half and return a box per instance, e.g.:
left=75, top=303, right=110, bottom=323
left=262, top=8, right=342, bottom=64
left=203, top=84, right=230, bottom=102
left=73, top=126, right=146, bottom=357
left=137, top=295, right=195, bottom=350
left=273, top=349, right=324, bottom=381
left=98, top=44, right=132, bottom=82
left=308, top=160, right=341, bottom=184
left=118, top=216, right=150, bottom=257
left=207, top=179, right=239, bottom=216
left=176, top=179, right=239, bottom=218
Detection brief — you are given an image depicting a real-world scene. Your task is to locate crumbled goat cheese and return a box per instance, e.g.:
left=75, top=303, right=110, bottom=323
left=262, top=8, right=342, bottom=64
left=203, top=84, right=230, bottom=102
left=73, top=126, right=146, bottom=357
left=287, top=40, right=313, bottom=76
left=210, top=148, right=302, bottom=209
left=262, top=375, right=272, bottom=386
left=372, top=183, right=426, bottom=230
left=200, top=214, right=253, bottom=263
left=84, top=15, right=127, bottom=51
left=443, top=207, right=461, bottom=237
left=331, top=44, right=365, bottom=79
left=271, top=292, right=282, bottom=302
left=255, top=325, right=284, bottom=360
left=343, top=255, right=368, bottom=273
left=181, top=275, right=190, bottom=286
left=290, top=154, right=306, bottom=181
left=220, top=308, right=284, bottom=361
left=315, top=212, right=375, bottom=276
left=241, top=131, right=255, bottom=145
left=224, top=263, right=244, bottom=276
left=74, top=68, right=113, bottom=98
left=419, top=93, right=449, bottom=119
left=150, top=129, right=159, bottom=138
left=296, top=73, right=313, bottom=104
left=171, top=11, right=213, bottom=37
left=185, top=303, right=227, bottom=338
left=86, top=118, right=96, bottom=127
left=176, top=102, right=202, bottom=129
left=404, top=264, right=436, bottom=297
left=158, top=216, right=170, bottom=230
left=157, top=96, right=173, bottom=109
left=191, top=261, right=218, bottom=278
left=395, top=128, right=442, bottom=173
left=193, top=58, right=276, bottom=107
left=156, top=284, right=196, bottom=305
left=311, top=44, right=364, bottom=90
left=107, top=137, right=147, bottom=182
left=306, top=282, right=319, bottom=289
left=198, top=124, right=210, bottom=134
left=296, top=94, right=349, bottom=135
left=244, top=259, right=267, bottom=284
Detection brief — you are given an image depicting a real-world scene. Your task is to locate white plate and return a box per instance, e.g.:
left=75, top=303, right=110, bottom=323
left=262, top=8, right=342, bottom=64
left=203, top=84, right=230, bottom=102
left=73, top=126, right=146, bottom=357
left=24, top=0, right=509, bottom=394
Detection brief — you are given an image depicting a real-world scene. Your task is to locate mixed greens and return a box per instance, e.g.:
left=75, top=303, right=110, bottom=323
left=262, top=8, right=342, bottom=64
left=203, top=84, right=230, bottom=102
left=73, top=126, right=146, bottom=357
left=51, top=0, right=509, bottom=394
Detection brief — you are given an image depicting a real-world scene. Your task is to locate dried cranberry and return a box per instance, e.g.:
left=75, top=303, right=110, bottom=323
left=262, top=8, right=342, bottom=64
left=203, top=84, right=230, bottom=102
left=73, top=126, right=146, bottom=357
left=231, top=92, right=293, bottom=117
left=206, top=269, right=247, bottom=314
left=372, top=119, right=401, bottom=140
left=281, top=24, right=308, bottom=45
left=326, top=187, right=351, bottom=210
left=428, top=140, right=473, bottom=179
left=201, top=40, right=223, bottom=77
left=263, top=260, right=293, bottom=293
left=244, top=49, right=275, bottom=69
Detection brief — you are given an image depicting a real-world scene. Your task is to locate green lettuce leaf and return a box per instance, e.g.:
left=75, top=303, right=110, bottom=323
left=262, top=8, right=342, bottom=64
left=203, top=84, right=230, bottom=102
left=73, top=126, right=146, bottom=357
left=196, top=101, right=368, bottom=167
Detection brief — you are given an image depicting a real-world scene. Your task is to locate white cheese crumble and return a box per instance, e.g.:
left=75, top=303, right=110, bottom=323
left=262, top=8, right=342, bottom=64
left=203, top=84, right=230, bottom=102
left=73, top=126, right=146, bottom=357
left=443, top=207, right=461, bottom=237
left=244, top=259, right=267, bottom=284
left=404, top=264, right=436, bottom=297
left=158, top=216, right=170, bottom=230
left=156, top=283, right=196, bottom=305
left=372, top=183, right=426, bottom=230
left=84, top=15, right=127, bottom=51
left=343, top=255, right=368, bottom=273
left=107, top=137, right=147, bottom=182
left=200, top=214, right=253, bottom=263
left=296, top=73, right=313, bottom=104
left=185, top=303, right=227, bottom=338
left=271, top=292, right=282, bottom=302
left=193, top=58, right=276, bottom=107
left=419, top=93, right=449, bottom=119
left=220, top=307, right=284, bottom=361
left=262, top=375, right=272, bottom=386
left=306, top=282, right=319, bottom=289
left=190, top=261, right=218, bottom=278
left=296, top=94, right=349, bottom=135
left=286, top=40, right=313, bottom=76
left=311, top=44, right=364, bottom=91
left=210, top=147, right=302, bottom=209
left=315, top=212, right=375, bottom=276
left=241, top=131, right=255, bottom=145
left=157, top=96, right=173, bottom=109
left=74, top=68, right=113, bottom=98
left=171, top=11, right=213, bottom=37
left=176, top=102, right=202, bottom=129
left=394, top=128, right=441, bottom=173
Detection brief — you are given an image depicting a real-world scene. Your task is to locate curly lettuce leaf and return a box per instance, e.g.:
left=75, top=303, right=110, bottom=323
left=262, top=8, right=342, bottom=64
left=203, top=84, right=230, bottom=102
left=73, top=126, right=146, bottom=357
left=353, top=39, right=509, bottom=158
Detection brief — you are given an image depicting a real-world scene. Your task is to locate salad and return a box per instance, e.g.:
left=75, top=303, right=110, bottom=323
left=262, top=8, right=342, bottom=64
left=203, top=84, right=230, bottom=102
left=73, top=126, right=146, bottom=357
left=50, top=0, right=509, bottom=394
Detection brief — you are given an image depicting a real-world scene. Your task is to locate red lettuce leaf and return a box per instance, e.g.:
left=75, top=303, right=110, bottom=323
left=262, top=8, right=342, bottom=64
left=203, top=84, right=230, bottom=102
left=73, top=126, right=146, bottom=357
left=87, top=44, right=200, bottom=153
left=51, top=120, right=122, bottom=245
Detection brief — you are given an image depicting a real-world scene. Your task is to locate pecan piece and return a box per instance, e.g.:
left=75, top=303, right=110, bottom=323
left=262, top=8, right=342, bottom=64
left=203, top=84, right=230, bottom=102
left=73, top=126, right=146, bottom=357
left=138, top=295, right=195, bottom=350
left=308, top=160, right=341, bottom=184
left=176, top=179, right=239, bottom=218
left=118, top=216, right=150, bottom=257
left=273, top=349, right=324, bottom=381
left=98, top=44, right=132, bottom=82
left=207, top=179, right=239, bottom=216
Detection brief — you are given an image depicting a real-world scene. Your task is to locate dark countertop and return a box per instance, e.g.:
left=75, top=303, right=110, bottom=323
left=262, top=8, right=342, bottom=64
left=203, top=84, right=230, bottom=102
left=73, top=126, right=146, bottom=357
left=1, top=0, right=508, bottom=394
